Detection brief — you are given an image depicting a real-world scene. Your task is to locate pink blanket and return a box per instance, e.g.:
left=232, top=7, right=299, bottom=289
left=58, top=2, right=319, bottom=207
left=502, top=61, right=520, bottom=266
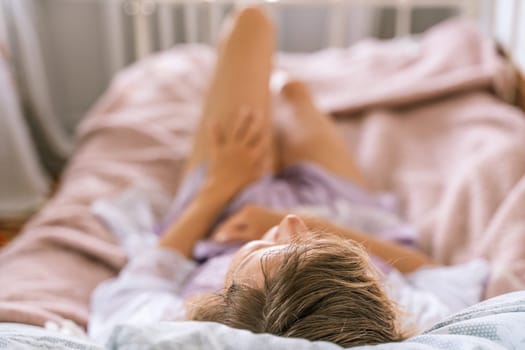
left=1, top=20, right=524, bottom=327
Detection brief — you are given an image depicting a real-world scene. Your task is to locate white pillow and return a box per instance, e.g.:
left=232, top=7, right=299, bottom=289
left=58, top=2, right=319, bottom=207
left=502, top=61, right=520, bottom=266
left=107, top=291, right=525, bottom=350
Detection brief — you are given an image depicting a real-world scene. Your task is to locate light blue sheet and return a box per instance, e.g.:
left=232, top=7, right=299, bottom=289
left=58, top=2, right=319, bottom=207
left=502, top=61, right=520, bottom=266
left=1, top=291, right=525, bottom=349
left=107, top=291, right=525, bottom=350
left=0, top=323, right=101, bottom=350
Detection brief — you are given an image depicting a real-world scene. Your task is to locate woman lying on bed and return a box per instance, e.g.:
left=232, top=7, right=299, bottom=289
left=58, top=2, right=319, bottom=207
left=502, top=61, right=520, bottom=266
left=88, top=6, right=486, bottom=347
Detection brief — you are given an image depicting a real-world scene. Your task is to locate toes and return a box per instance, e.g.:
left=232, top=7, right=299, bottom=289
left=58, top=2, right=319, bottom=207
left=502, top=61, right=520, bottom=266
left=281, top=80, right=313, bottom=104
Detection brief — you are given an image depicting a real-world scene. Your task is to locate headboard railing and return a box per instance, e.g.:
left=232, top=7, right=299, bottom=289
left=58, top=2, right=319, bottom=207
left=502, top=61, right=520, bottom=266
left=104, top=0, right=523, bottom=77
left=113, top=0, right=488, bottom=63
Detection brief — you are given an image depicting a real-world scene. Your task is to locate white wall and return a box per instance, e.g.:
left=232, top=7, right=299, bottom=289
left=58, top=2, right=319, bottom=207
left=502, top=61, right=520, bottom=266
left=36, top=0, right=114, bottom=134
left=493, top=0, right=525, bottom=69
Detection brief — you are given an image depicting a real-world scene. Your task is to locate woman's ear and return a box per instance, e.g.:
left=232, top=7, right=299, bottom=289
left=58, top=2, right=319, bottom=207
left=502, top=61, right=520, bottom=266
left=275, top=215, right=308, bottom=242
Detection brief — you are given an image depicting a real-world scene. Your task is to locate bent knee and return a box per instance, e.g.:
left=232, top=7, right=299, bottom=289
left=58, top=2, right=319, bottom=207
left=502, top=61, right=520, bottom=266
left=233, top=6, right=274, bottom=35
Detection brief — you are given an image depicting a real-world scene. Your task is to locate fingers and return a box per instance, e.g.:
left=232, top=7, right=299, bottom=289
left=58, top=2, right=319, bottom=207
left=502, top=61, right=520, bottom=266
left=229, top=106, right=266, bottom=148
left=212, top=206, right=261, bottom=242
left=232, top=106, right=254, bottom=141
left=241, top=110, right=265, bottom=148
left=208, top=122, right=223, bottom=148
left=215, top=106, right=268, bottom=148
left=209, top=106, right=271, bottom=182
left=250, top=133, right=271, bottom=167
left=213, top=218, right=252, bottom=243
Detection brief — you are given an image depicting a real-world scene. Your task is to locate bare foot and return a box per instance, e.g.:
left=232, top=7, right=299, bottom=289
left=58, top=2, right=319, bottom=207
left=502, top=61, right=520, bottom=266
left=281, top=80, right=333, bottom=130
left=277, top=80, right=368, bottom=186
left=282, top=80, right=316, bottom=107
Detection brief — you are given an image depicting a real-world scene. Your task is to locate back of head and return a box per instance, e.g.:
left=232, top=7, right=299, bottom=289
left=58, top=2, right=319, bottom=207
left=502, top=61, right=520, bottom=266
left=188, top=235, right=406, bottom=347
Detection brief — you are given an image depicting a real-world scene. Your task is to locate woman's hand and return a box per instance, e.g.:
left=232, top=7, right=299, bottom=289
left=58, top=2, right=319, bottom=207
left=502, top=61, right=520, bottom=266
left=211, top=205, right=284, bottom=243
left=206, top=106, right=271, bottom=200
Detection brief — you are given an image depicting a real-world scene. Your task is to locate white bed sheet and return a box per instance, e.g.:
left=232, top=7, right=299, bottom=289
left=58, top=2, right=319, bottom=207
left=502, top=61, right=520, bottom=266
left=91, top=183, right=490, bottom=335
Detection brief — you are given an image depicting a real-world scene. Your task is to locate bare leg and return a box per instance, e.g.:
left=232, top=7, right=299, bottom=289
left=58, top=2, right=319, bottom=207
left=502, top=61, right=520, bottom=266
left=277, top=81, right=367, bottom=187
left=185, top=7, right=275, bottom=173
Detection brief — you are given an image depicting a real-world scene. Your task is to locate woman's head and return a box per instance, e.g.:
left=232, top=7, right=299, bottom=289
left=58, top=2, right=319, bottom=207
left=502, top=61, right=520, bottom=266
left=188, top=215, right=406, bottom=347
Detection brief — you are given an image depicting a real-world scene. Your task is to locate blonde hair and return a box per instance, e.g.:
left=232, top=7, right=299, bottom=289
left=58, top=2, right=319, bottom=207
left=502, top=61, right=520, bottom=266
left=188, top=234, right=407, bottom=347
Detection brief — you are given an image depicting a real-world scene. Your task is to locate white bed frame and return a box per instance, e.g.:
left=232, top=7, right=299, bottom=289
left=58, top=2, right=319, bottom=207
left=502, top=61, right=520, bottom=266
left=109, top=0, right=524, bottom=112
left=102, top=0, right=523, bottom=69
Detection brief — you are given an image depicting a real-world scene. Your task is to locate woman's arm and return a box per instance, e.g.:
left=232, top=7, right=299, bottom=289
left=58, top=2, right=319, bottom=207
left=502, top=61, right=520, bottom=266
left=158, top=181, right=233, bottom=257
left=301, top=215, right=433, bottom=273
left=159, top=107, right=269, bottom=257
left=212, top=206, right=433, bottom=273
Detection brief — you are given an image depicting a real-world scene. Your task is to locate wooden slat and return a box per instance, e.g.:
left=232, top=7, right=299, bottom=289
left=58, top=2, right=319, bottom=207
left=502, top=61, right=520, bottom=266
left=128, top=0, right=154, bottom=59
left=159, top=3, right=176, bottom=49
left=460, top=0, right=478, bottom=19
left=395, top=0, right=412, bottom=37
left=486, top=0, right=495, bottom=36
left=0, top=1, right=8, bottom=50
left=208, top=1, right=221, bottom=44
left=184, top=2, right=198, bottom=43
left=262, top=0, right=278, bottom=23
left=328, top=0, right=346, bottom=47
left=104, top=0, right=127, bottom=73
left=510, top=0, right=521, bottom=54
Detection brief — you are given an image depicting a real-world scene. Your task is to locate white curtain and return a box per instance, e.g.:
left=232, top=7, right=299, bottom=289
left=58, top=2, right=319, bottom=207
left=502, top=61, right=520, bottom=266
left=0, top=60, right=49, bottom=217
left=0, top=0, right=57, bottom=217
left=2, top=0, right=72, bottom=158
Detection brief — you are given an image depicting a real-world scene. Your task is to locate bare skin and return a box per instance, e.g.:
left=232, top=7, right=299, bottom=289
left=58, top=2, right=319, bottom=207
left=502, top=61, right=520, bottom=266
left=159, top=7, right=275, bottom=257
left=160, top=6, right=432, bottom=278
left=276, top=81, right=367, bottom=187
left=158, top=109, right=268, bottom=257
left=214, top=206, right=432, bottom=274
left=185, top=7, right=275, bottom=173
left=224, top=214, right=307, bottom=288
